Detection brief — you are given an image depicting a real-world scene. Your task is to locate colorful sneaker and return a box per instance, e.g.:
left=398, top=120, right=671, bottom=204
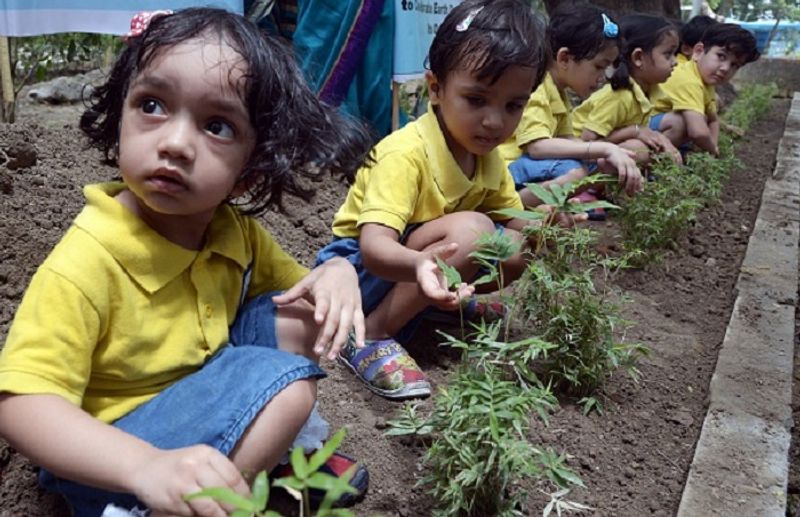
left=338, top=335, right=431, bottom=400
left=271, top=451, right=368, bottom=509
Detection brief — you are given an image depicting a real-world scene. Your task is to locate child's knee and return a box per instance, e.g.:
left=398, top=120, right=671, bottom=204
left=445, top=212, right=496, bottom=247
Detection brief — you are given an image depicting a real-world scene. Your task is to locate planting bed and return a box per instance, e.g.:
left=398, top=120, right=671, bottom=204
left=0, top=97, right=792, bottom=516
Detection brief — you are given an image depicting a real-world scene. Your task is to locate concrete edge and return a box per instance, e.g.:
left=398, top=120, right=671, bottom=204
left=677, top=93, right=800, bottom=517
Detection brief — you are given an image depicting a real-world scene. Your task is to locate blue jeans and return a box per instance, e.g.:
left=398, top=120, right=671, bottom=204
left=508, top=156, right=587, bottom=191
left=39, top=292, right=325, bottom=516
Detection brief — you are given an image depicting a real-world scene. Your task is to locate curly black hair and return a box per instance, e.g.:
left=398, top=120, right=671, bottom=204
left=427, top=0, right=548, bottom=90
left=80, top=7, right=373, bottom=215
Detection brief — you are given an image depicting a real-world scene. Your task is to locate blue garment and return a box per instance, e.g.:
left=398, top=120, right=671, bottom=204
left=275, top=0, right=393, bottom=136
left=508, top=156, right=586, bottom=191
left=39, top=292, right=325, bottom=517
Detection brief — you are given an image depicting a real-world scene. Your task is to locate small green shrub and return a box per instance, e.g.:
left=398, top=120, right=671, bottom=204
left=185, top=428, right=357, bottom=517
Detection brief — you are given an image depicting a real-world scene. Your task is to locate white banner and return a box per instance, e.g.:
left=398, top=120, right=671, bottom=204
left=0, top=0, right=242, bottom=36
left=392, top=0, right=461, bottom=82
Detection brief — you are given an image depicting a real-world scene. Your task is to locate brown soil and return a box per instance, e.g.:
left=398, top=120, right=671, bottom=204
left=0, top=96, right=791, bottom=516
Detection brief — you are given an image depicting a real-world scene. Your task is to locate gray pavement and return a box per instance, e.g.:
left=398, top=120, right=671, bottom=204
left=677, top=93, right=800, bottom=516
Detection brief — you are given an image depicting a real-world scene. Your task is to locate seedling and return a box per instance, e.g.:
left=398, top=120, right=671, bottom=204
left=185, top=428, right=357, bottom=517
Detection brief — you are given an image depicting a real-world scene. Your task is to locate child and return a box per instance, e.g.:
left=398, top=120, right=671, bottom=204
left=677, top=15, right=717, bottom=65
left=652, top=22, right=759, bottom=157
left=499, top=2, right=643, bottom=209
left=572, top=14, right=682, bottom=166
left=0, top=8, right=373, bottom=516
left=316, top=0, right=552, bottom=400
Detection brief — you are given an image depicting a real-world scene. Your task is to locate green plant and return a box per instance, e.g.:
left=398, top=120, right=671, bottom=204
left=387, top=322, right=578, bottom=516
left=185, top=428, right=357, bottom=517
left=722, top=83, right=778, bottom=133
left=517, top=226, right=647, bottom=403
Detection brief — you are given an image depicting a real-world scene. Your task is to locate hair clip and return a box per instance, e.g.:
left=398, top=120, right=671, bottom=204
left=123, top=10, right=173, bottom=42
left=456, top=6, right=484, bottom=32
left=601, top=13, right=618, bottom=38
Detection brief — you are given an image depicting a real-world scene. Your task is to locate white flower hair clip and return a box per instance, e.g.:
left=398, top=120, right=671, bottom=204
left=456, top=6, right=484, bottom=32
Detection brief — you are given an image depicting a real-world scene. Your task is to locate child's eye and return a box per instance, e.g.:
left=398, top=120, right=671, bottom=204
left=507, top=102, right=524, bottom=112
left=206, top=119, right=235, bottom=139
left=141, top=98, right=164, bottom=115
left=466, top=96, right=485, bottom=107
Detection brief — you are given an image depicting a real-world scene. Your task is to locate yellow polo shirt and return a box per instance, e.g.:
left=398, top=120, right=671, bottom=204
left=497, top=72, right=573, bottom=163
left=572, top=80, right=653, bottom=138
left=676, top=53, right=689, bottom=65
left=654, top=60, right=716, bottom=116
left=331, top=109, right=523, bottom=238
left=0, top=183, right=308, bottom=423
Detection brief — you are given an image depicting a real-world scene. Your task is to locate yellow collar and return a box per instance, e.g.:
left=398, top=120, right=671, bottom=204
left=75, top=183, right=249, bottom=293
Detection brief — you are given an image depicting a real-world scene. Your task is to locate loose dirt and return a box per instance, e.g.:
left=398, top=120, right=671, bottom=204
left=0, top=96, right=791, bottom=516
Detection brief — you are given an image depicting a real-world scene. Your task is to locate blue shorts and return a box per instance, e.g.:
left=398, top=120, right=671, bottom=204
left=508, top=155, right=597, bottom=191
left=649, top=113, right=691, bottom=155
left=39, top=292, right=325, bottom=516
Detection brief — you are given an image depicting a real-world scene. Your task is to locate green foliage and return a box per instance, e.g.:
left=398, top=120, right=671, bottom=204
left=388, top=323, right=577, bottom=516
left=10, top=33, right=120, bottom=93
left=706, top=0, right=800, bottom=23
left=518, top=225, right=647, bottom=401
left=617, top=82, right=775, bottom=265
left=722, top=83, right=778, bottom=132
left=185, top=428, right=356, bottom=517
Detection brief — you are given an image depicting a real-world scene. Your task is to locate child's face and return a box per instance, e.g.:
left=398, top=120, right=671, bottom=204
left=427, top=64, right=536, bottom=164
left=694, top=44, right=746, bottom=85
left=562, top=44, right=618, bottom=98
left=118, top=37, right=255, bottom=223
left=637, top=31, right=679, bottom=87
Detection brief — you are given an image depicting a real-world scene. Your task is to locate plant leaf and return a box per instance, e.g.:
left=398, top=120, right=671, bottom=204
left=251, top=471, right=269, bottom=511
left=525, top=182, right=558, bottom=206
left=435, top=257, right=462, bottom=288
left=307, top=428, right=346, bottom=473
left=184, top=488, right=257, bottom=511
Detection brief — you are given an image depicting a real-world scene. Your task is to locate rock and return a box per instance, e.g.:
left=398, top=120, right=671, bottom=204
left=5, top=141, right=37, bottom=170
left=26, top=69, right=105, bottom=104
left=0, top=168, right=11, bottom=195
left=666, top=410, right=694, bottom=427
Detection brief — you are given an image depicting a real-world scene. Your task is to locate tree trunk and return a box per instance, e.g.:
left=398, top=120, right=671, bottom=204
left=544, top=0, right=681, bottom=19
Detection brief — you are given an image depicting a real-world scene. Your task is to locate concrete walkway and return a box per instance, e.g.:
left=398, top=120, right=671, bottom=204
left=678, top=93, right=800, bottom=516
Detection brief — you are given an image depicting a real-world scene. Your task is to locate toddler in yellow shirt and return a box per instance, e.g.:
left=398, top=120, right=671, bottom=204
left=652, top=23, right=759, bottom=156
left=573, top=14, right=682, bottom=167
left=316, top=0, right=563, bottom=400
left=499, top=3, right=642, bottom=209
left=0, top=9, right=372, bottom=515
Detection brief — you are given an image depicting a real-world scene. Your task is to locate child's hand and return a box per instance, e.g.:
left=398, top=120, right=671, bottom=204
left=415, top=243, right=474, bottom=311
left=603, top=146, right=643, bottom=195
left=637, top=127, right=664, bottom=151
left=129, top=445, right=249, bottom=516
left=661, top=139, right=684, bottom=165
left=273, top=257, right=365, bottom=360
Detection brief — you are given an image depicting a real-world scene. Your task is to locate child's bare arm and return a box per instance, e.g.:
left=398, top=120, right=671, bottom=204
left=0, top=393, right=249, bottom=516
left=525, top=137, right=589, bottom=159
left=359, top=223, right=471, bottom=308
left=683, top=110, right=718, bottom=156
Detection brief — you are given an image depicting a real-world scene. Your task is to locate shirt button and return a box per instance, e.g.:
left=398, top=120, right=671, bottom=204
left=205, top=304, right=213, bottom=318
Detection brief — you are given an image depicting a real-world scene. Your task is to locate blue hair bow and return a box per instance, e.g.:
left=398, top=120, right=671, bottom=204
left=601, top=13, right=618, bottom=38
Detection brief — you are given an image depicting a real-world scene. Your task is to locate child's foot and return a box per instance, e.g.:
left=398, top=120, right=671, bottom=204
left=338, top=335, right=430, bottom=400
left=270, top=451, right=369, bottom=508
left=569, top=190, right=606, bottom=221
left=424, top=295, right=507, bottom=326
